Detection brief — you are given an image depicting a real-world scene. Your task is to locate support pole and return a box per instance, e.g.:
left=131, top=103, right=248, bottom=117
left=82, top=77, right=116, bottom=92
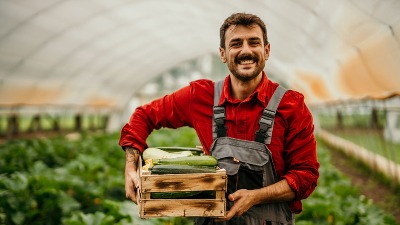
left=336, top=111, right=343, bottom=129
left=29, top=114, right=42, bottom=133
left=7, top=114, right=19, bottom=138
left=75, top=114, right=82, bottom=131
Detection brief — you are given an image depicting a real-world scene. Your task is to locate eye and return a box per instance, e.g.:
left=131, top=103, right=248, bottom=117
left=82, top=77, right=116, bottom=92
left=230, top=42, right=241, bottom=48
left=249, top=40, right=261, bottom=46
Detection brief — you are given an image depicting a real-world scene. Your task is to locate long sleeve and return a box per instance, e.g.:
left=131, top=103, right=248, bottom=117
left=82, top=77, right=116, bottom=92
left=118, top=79, right=215, bottom=152
left=119, top=85, right=193, bottom=152
left=279, top=91, right=319, bottom=212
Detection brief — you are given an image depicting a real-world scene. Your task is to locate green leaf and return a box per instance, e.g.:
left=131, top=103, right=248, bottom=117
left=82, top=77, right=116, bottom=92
left=11, top=211, right=25, bottom=225
left=59, top=192, right=81, bottom=214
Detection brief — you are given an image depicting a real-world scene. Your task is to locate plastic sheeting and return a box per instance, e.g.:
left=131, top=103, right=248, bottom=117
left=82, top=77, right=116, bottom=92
left=0, top=0, right=399, bottom=112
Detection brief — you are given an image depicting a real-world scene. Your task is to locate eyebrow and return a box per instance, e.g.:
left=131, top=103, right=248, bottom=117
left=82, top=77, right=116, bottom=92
left=248, top=37, right=262, bottom=41
left=229, top=37, right=261, bottom=43
left=230, top=38, right=242, bottom=43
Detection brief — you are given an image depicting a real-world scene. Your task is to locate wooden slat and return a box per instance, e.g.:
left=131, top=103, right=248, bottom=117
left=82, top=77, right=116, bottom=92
left=140, top=170, right=226, bottom=193
left=141, top=199, right=225, bottom=218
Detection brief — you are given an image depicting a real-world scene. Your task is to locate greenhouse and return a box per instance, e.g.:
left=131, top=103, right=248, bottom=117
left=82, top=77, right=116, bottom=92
left=1, top=0, right=399, bottom=224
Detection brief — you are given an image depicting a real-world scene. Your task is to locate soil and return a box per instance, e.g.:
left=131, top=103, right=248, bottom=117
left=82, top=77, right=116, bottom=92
left=329, top=148, right=400, bottom=223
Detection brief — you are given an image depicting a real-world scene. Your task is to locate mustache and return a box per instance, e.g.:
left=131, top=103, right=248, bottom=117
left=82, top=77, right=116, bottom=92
left=235, top=54, right=259, bottom=64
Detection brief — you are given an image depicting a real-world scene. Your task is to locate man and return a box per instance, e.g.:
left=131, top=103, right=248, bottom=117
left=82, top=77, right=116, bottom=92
left=119, top=13, right=319, bottom=225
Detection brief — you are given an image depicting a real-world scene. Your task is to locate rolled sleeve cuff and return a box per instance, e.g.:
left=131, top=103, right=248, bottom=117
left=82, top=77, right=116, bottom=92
left=283, top=174, right=300, bottom=199
left=283, top=172, right=317, bottom=201
left=283, top=174, right=304, bottom=214
left=119, top=124, right=148, bottom=153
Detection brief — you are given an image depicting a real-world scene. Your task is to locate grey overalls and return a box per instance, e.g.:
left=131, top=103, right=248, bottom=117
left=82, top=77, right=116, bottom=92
left=195, top=80, right=295, bottom=225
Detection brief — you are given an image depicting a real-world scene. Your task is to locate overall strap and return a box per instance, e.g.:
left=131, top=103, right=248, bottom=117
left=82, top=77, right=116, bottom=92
left=255, top=85, right=287, bottom=144
left=212, top=80, right=227, bottom=140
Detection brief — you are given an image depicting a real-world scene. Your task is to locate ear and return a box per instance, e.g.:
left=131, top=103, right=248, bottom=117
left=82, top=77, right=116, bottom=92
left=219, top=47, right=227, bottom=63
left=264, top=43, right=270, bottom=61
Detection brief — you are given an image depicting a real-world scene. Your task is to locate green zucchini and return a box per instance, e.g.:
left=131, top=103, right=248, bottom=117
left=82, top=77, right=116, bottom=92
left=149, top=164, right=216, bottom=174
left=152, top=155, right=218, bottom=167
left=142, top=147, right=193, bottom=161
left=156, top=146, right=203, bottom=156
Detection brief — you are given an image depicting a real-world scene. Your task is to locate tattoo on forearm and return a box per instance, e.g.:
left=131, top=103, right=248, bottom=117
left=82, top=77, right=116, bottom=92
left=125, top=148, right=140, bottom=164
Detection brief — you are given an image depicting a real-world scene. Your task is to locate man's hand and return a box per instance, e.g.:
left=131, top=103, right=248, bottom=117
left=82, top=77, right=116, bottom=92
left=224, top=189, right=257, bottom=220
left=124, top=147, right=140, bottom=204
left=221, top=179, right=295, bottom=221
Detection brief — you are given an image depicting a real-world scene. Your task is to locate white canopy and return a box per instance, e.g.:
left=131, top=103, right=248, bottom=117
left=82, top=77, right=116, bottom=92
left=1, top=0, right=399, bottom=113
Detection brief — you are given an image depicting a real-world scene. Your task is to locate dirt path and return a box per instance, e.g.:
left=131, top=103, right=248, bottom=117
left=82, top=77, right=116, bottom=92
left=329, top=148, right=400, bottom=223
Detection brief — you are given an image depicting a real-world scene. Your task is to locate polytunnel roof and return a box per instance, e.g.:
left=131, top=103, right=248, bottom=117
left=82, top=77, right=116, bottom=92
left=1, top=0, right=400, bottom=112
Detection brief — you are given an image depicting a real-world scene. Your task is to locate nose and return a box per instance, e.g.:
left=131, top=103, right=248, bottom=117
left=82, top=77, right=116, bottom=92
left=241, top=41, right=252, bottom=54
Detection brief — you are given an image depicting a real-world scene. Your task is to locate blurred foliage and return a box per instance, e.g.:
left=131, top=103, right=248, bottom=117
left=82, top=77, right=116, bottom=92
left=297, top=140, right=398, bottom=225
left=147, top=127, right=201, bottom=147
left=316, top=111, right=400, bottom=164
left=0, top=132, right=129, bottom=224
left=0, top=114, right=107, bottom=135
left=0, top=128, right=398, bottom=224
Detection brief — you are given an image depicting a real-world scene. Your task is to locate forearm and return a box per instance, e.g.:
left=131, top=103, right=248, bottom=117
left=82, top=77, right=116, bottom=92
left=252, top=179, right=295, bottom=205
left=124, top=147, right=141, bottom=203
left=125, top=147, right=140, bottom=169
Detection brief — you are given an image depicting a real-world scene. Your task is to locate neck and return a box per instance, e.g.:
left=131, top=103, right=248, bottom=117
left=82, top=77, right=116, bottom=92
left=230, top=74, right=263, bottom=101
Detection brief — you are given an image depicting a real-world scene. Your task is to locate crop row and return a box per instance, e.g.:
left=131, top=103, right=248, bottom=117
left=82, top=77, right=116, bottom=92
left=0, top=128, right=397, bottom=224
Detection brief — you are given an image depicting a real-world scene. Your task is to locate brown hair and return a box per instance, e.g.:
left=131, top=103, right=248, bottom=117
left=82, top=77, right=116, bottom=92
left=219, top=13, right=268, bottom=49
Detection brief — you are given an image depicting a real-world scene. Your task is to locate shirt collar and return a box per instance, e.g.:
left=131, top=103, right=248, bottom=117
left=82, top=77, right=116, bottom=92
left=219, top=71, right=269, bottom=106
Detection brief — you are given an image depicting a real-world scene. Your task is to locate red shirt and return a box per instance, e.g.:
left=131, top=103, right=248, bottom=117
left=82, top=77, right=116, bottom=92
left=119, top=72, right=319, bottom=213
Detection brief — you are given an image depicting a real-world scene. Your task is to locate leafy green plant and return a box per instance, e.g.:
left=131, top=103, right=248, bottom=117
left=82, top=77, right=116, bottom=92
left=296, top=140, right=398, bottom=225
left=0, top=129, right=398, bottom=225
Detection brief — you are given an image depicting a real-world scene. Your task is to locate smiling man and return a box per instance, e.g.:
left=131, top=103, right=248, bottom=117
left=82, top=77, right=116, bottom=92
left=220, top=17, right=270, bottom=100
left=119, top=13, right=319, bottom=225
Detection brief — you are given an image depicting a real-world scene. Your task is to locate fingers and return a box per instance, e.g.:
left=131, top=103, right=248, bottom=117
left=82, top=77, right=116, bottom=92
left=222, top=206, right=248, bottom=221
left=225, top=204, right=246, bottom=220
left=228, top=192, right=237, bottom=201
left=126, top=190, right=137, bottom=204
left=223, top=190, right=253, bottom=220
left=125, top=179, right=138, bottom=204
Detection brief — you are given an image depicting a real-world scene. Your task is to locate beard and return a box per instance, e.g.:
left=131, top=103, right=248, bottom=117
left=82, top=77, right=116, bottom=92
left=228, top=53, right=265, bottom=82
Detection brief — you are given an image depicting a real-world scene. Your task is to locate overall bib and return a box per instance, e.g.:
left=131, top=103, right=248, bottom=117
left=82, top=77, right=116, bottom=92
left=194, top=81, right=294, bottom=225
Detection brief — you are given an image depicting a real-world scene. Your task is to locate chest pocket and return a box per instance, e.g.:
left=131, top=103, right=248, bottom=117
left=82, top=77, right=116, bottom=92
left=211, top=137, right=271, bottom=193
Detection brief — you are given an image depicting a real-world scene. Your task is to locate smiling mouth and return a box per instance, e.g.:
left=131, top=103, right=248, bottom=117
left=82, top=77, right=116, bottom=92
left=239, top=60, right=255, bottom=65
left=236, top=54, right=258, bottom=65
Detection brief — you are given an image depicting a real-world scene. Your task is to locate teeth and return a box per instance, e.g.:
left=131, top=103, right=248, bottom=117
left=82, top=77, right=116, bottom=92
left=239, top=60, right=254, bottom=64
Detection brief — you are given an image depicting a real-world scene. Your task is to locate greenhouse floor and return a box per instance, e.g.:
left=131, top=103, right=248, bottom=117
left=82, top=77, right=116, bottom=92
left=329, top=147, right=400, bottom=223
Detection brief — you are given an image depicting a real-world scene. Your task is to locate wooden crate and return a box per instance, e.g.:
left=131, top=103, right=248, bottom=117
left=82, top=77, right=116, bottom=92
left=138, top=166, right=227, bottom=218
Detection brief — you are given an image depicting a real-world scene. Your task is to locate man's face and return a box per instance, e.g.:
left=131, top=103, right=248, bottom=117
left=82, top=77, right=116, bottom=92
left=220, top=24, right=270, bottom=82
